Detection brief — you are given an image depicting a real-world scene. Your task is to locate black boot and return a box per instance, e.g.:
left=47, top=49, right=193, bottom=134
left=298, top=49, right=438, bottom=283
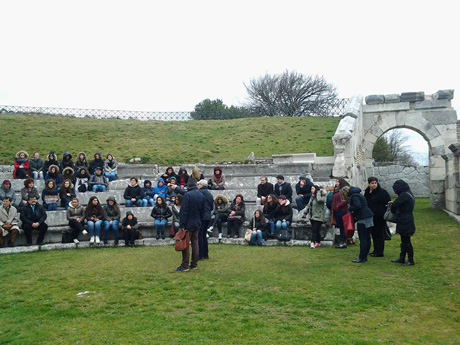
left=402, top=243, right=414, bottom=266
left=161, top=231, right=165, bottom=240
left=391, top=243, right=406, bottom=263
left=156, top=232, right=160, bottom=240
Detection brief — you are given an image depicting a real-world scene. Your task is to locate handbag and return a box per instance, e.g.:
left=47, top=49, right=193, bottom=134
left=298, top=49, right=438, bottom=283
left=384, top=205, right=398, bottom=223
left=342, top=212, right=355, bottom=238
left=174, top=230, right=190, bottom=251
left=244, top=229, right=252, bottom=242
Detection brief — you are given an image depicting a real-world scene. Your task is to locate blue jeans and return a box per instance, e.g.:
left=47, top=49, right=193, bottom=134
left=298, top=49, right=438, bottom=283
left=250, top=230, right=263, bottom=246
left=276, top=220, right=290, bottom=230
left=88, top=220, right=102, bottom=237
left=92, top=185, right=106, bottom=193
left=32, top=171, right=44, bottom=181
left=265, top=217, right=275, bottom=236
left=125, top=199, right=143, bottom=207
left=296, top=196, right=310, bottom=211
left=154, top=219, right=168, bottom=235
left=45, top=203, right=57, bottom=211
left=103, top=220, right=119, bottom=240
left=104, top=172, right=116, bottom=181
left=142, top=198, right=155, bottom=207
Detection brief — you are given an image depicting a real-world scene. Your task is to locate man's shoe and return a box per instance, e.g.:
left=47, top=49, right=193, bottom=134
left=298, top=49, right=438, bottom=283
left=190, top=266, right=198, bottom=270
left=401, top=261, right=414, bottom=266
left=175, top=266, right=189, bottom=272
left=352, top=258, right=367, bottom=263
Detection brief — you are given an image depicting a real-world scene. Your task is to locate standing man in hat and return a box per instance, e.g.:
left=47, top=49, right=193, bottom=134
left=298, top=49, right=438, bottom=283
left=176, top=179, right=205, bottom=272
left=20, top=195, right=48, bottom=245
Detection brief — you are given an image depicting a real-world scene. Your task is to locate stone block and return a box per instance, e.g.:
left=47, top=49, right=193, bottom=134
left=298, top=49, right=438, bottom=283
left=431, top=145, right=446, bottom=156
left=414, top=99, right=451, bottom=110
left=384, top=94, right=401, bottom=103
left=395, top=112, right=406, bottom=127
left=400, top=92, right=425, bottom=102
left=365, top=95, right=385, bottom=105
left=363, top=102, right=410, bottom=113
left=434, top=89, right=454, bottom=100
left=421, top=110, right=458, bottom=125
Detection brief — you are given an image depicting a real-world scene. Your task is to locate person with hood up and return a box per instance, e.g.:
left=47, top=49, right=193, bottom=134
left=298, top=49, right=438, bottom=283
left=210, top=167, right=225, bottom=190
left=332, top=178, right=351, bottom=249
left=274, top=195, right=293, bottom=233
left=303, top=185, right=326, bottom=249
left=59, top=179, right=75, bottom=209
left=0, top=180, right=17, bottom=207
left=103, top=196, right=121, bottom=245
left=295, top=175, right=314, bottom=211
left=89, top=152, right=104, bottom=175
left=389, top=179, right=416, bottom=266
left=197, top=179, right=213, bottom=260
left=59, top=152, right=75, bottom=172
left=0, top=198, right=20, bottom=247
left=89, top=167, right=109, bottom=193
left=13, top=150, right=30, bottom=179
left=85, top=196, right=103, bottom=244
left=20, top=178, right=39, bottom=210
left=75, top=167, right=90, bottom=192
left=61, top=167, right=75, bottom=185
left=124, top=177, right=143, bottom=207
left=150, top=196, right=172, bottom=239
left=122, top=210, right=138, bottom=247
left=154, top=178, right=167, bottom=201
left=348, top=186, right=374, bottom=263
left=43, top=152, right=58, bottom=175
left=274, top=175, right=293, bottom=202
left=161, top=167, right=178, bottom=185
left=177, top=167, right=189, bottom=190
left=207, top=194, right=229, bottom=240
left=45, top=164, right=63, bottom=187
left=29, top=152, right=44, bottom=181
left=364, top=177, right=391, bottom=257
left=75, top=152, right=89, bottom=172
left=227, top=194, right=246, bottom=238
left=104, top=154, right=118, bottom=181
left=42, top=179, right=59, bottom=211
left=66, top=197, right=85, bottom=244
left=141, top=179, right=156, bottom=207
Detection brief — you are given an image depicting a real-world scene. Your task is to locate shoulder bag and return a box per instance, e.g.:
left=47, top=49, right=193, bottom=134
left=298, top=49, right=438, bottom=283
left=174, top=229, right=190, bottom=251
left=383, top=205, right=398, bottom=223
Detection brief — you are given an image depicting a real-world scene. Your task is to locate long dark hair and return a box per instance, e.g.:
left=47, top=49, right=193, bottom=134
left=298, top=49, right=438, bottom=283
left=254, top=209, right=266, bottom=227
left=86, top=196, right=102, bottom=215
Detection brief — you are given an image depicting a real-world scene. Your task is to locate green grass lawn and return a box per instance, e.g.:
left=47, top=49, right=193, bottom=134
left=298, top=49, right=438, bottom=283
left=0, top=115, right=340, bottom=165
left=1, top=199, right=459, bottom=345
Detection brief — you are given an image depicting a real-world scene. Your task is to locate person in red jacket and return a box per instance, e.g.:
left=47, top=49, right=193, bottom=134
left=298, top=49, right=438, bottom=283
left=332, top=178, right=350, bottom=249
left=13, top=151, right=30, bottom=179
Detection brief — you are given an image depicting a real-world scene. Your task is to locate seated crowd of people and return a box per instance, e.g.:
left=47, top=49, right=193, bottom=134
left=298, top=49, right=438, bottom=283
left=3, top=150, right=416, bottom=266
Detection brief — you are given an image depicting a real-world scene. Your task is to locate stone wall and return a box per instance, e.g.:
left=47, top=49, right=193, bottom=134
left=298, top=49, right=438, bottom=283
left=367, top=165, right=430, bottom=198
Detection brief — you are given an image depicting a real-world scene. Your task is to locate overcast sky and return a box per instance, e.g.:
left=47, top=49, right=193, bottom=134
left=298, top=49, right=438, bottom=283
left=1, top=0, right=458, bottom=159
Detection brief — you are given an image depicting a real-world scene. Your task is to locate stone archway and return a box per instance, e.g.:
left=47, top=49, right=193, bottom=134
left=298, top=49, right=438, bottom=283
left=332, top=90, right=458, bottom=209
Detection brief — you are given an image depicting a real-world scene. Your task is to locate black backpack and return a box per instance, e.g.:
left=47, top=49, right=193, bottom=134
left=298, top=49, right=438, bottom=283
left=277, top=229, right=291, bottom=242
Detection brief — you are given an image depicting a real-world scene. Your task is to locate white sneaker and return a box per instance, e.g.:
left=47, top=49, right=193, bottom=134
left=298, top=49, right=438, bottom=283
left=73, top=239, right=80, bottom=244
left=95, top=236, right=101, bottom=244
left=207, top=226, right=214, bottom=233
left=218, top=233, right=222, bottom=240
left=82, top=230, right=88, bottom=235
left=90, top=236, right=95, bottom=243
left=310, top=242, right=315, bottom=249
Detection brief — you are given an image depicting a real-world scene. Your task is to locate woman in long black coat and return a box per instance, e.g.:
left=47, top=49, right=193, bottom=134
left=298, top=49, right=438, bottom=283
left=364, top=177, right=391, bottom=257
left=389, top=180, right=416, bottom=266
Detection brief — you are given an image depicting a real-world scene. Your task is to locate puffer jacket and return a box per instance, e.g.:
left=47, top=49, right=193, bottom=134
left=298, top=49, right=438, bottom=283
left=150, top=199, right=172, bottom=221
left=213, top=195, right=228, bottom=215
left=305, top=190, right=326, bottom=222
left=348, top=187, right=374, bottom=221
left=66, top=202, right=85, bottom=221
left=391, top=180, right=416, bottom=236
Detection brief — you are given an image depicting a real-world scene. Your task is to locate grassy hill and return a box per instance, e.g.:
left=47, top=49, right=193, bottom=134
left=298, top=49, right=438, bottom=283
left=0, top=115, right=340, bottom=165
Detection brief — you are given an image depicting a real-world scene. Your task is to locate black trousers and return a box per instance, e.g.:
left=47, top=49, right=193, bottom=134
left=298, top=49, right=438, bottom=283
left=310, top=219, right=322, bottom=243
left=227, top=220, right=241, bottom=237
left=199, top=219, right=210, bottom=259
left=68, top=219, right=84, bottom=241
left=22, top=222, right=48, bottom=245
left=371, top=221, right=386, bottom=256
left=123, top=229, right=138, bottom=245
left=212, top=214, right=227, bottom=233
left=357, top=223, right=372, bottom=261
left=400, top=235, right=414, bottom=261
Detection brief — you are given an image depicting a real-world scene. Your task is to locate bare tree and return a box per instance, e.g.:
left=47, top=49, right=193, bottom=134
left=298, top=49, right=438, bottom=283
left=245, top=71, right=338, bottom=117
left=374, top=129, right=418, bottom=166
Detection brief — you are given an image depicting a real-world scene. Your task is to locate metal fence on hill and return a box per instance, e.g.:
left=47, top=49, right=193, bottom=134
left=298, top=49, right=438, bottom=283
left=0, top=98, right=349, bottom=121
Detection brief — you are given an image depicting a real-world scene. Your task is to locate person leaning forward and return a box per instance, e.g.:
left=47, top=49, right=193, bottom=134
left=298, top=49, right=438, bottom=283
left=175, top=179, right=205, bottom=272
